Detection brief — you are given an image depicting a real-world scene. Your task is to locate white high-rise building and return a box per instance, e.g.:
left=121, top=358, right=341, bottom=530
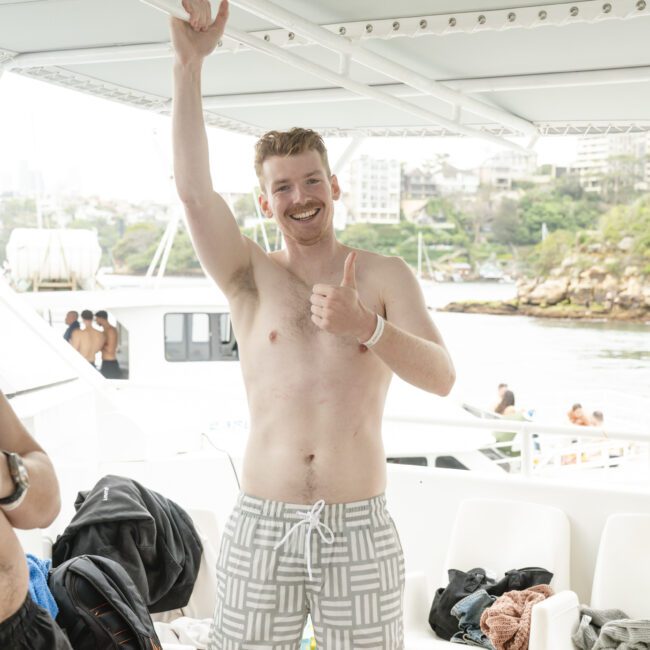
left=347, top=156, right=401, bottom=224
left=575, top=133, right=650, bottom=193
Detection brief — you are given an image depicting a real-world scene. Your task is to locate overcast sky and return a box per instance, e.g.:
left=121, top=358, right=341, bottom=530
left=0, top=72, right=578, bottom=202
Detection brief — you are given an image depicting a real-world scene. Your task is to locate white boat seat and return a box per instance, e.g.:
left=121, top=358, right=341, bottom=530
left=591, top=513, right=650, bottom=619
left=404, top=498, right=571, bottom=649
left=524, top=512, right=650, bottom=649
left=444, top=498, right=570, bottom=592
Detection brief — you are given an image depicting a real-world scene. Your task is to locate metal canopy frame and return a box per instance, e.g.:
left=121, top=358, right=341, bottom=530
left=2, top=0, right=650, bottom=143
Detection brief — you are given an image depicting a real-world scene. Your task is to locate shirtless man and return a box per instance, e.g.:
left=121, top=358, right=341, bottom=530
left=70, top=309, right=105, bottom=367
left=0, top=390, right=71, bottom=649
left=171, top=2, right=455, bottom=647
left=94, top=310, right=121, bottom=379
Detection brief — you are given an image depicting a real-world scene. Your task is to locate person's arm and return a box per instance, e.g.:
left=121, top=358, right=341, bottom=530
left=70, top=328, right=81, bottom=352
left=0, top=392, right=61, bottom=529
left=311, top=253, right=456, bottom=395
left=171, top=0, right=253, bottom=295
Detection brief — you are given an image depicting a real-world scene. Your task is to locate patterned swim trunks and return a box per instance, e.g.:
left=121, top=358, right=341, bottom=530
left=208, top=492, right=405, bottom=649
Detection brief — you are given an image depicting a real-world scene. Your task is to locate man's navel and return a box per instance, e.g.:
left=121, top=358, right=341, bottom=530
left=269, top=330, right=278, bottom=342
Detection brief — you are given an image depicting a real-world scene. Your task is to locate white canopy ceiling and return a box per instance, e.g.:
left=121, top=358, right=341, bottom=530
left=2, top=0, right=650, bottom=150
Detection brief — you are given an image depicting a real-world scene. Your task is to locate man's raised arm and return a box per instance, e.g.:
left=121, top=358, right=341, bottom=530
left=171, top=0, right=251, bottom=293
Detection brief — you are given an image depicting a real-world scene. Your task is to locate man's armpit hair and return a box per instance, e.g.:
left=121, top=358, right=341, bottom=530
left=229, top=264, right=259, bottom=301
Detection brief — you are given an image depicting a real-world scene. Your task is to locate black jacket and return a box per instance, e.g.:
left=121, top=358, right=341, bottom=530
left=52, top=474, right=203, bottom=613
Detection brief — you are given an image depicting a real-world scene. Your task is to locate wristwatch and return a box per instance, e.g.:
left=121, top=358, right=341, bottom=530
left=0, top=451, right=30, bottom=511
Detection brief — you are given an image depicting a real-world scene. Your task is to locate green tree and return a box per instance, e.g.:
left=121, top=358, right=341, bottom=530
left=68, top=217, right=123, bottom=267
left=112, top=222, right=164, bottom=273
left=600, top=197, right=650, bottom=272
left=600, top=154, right=646, bottom=205
left=232, top=194, right=257, bottom=226
left=526, top=229, right=575, bottom=277
left=167, top=227, right=203, bottom=275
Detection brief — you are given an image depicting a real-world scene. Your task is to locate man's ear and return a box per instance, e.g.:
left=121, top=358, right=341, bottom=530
left=330, top=174, right=341, bottom=201
left=258, top=192, right=273, bottom=219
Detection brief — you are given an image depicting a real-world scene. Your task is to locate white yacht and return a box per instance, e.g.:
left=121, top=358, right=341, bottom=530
left=2, top=1, right=650, bottom=648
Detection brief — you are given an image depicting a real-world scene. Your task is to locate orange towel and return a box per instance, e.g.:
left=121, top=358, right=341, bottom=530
left=480, top=584, right=554, bottom=650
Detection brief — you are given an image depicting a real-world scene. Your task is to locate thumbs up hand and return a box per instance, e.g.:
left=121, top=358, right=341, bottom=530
left=310, top=251, right=376, bottom=341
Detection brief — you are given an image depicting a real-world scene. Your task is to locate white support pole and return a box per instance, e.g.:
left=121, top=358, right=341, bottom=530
left=527, top=133, right=540, bottom=151
left=417, top=232, right=423, bottom=280
left=423, top=243, right=434, bottom=279
left=7, top=43, right=173, bottom=70
left=252, top=191, right=271, bottom=253
left=520, top=424, right=534, bottom=478
left=229, top=0, right=538, bottom=138
left=338, top=54, right=350, bottom=77
left=155, top=211, right=180, bottom=285
left=146, top=223, right=170, bottom=278
left=332, top=136, right=364, bottom=176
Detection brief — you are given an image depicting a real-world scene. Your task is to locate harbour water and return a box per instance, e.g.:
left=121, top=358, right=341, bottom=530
left=420, top=282, right=649, bottom=430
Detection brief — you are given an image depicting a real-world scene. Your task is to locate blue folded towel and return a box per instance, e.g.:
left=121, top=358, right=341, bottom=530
left=26, top=554, right=58, bottom=619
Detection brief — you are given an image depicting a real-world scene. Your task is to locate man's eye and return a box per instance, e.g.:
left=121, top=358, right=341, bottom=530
left=306, top=178, right=319, bottom=184
left=275, top=185, right=289, bottom=192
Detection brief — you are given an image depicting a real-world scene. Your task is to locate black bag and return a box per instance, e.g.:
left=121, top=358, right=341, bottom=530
left=429, top=567, right=495, bottom=640
left=49, top=554, right=162, bottom=650
left=428, top=566, right=554, bottom=640
left=488, top=566, right=553, bottom=597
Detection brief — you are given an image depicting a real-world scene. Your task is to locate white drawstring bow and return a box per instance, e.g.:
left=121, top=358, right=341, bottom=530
left=273, top=499, right=334, bottom=580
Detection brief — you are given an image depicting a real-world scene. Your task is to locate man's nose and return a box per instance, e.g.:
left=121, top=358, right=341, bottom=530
left=291, top=184, right=308, bottom=204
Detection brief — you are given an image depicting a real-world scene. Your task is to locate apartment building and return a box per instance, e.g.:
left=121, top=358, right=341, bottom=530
left=347, top=155, right=401, bottom=224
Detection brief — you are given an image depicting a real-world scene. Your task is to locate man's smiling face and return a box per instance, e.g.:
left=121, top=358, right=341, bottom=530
left=259, top=149, right=340, bottom=247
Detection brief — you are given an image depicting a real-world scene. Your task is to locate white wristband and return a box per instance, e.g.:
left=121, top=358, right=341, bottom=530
left=362, top=314, right=385, bottom=348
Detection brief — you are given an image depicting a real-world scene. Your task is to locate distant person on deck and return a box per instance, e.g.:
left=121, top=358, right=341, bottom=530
left=591, top=410, right=604, bottom=427
left=494, top=389, right=524, bottom=455
left=0, top=390, right=71, bottom=649
left=568, top=403, right=591, bottom=427
left=94, top=310, right=121, bottom=379
left=70, top=309, right=105, bottom=368
left=493, top=382, right=508, bottom=412
left=495, top=389, right=517, bottom=417
left=62, top=310, right=79, bottom=343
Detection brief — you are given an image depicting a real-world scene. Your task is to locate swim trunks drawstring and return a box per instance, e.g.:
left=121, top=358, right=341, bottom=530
left=273, top=499, right=334, bottom=580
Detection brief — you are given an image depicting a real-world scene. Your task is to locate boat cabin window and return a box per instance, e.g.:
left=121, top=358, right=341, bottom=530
left=164, top=312, right=238, bottom=362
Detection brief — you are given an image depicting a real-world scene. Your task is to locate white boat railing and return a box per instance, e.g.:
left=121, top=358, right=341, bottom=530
left=383, top=413, right=650, bottom=477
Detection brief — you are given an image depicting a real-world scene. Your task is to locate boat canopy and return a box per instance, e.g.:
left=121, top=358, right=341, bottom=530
left=1, top=0, right=650, bottom=151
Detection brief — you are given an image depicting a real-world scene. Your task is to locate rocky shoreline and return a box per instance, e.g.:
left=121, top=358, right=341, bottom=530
left=441, top=299, right=649, bottom=322
left=441, top=262, right=650, bottom=323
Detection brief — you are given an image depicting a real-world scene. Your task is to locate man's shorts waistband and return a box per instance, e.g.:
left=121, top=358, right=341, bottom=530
left=234, top=492, right=391, bottom=529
